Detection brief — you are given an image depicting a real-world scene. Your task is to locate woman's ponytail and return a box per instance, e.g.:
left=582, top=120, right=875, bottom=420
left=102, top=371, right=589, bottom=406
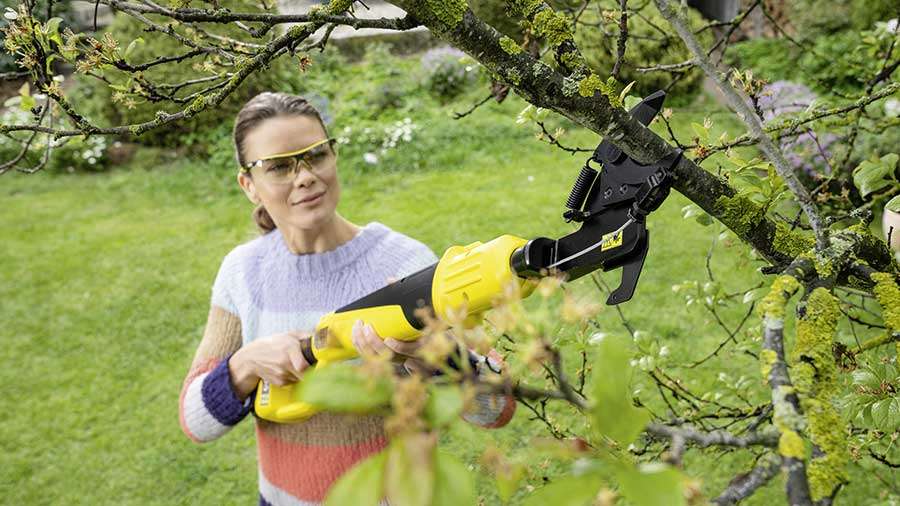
left=253, top=205, right=277, bottom=233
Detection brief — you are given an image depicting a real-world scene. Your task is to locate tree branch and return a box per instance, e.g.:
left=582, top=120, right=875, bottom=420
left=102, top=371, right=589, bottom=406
left=654, top=0, right=828, bottom=252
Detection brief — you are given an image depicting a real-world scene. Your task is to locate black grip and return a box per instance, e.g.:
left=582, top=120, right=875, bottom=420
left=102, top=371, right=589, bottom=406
left=336, top=263, right=437, bottom=329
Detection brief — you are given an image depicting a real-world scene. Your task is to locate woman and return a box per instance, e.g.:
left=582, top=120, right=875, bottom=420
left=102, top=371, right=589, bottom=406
left=178, top=92, right=515, bottom=505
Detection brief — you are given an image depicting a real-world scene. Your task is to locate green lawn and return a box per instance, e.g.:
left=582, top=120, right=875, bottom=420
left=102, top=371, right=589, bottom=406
left=0, top=83, right=888, bottom=504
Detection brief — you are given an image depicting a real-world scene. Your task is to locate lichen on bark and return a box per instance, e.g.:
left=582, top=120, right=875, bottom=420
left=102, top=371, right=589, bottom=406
left=792, top=287, right=848, bottom=501
left=499, top=36, right=522, bottom=55
left=871, top=272, right=900, bottom=331
left=714, top=193, right=766, bottom=238
left=759, top=275, right=800, bottom=322
left=773, top=222, right=815, bottom=259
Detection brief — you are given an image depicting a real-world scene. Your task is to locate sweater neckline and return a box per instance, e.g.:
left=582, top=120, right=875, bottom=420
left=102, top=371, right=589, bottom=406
left=269, top=221, right=389, bottom=278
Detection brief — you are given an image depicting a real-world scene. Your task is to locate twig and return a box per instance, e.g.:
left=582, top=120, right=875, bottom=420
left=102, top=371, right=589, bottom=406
left=655, top=0, right=828, bottom=252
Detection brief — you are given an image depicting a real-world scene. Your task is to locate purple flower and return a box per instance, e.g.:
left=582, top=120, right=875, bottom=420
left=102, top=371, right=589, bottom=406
left=758, top=81, right=839, bottom=178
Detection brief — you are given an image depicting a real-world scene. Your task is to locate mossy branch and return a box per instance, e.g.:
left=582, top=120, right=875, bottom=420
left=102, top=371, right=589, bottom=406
left=759, top=271, right=813, bottom=505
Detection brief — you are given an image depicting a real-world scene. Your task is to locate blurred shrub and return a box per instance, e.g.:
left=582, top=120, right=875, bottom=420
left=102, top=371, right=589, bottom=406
left=419, top=46, right=479, bottom=101
left=730, top=17, right=899, bottom=97
left=788, top=0, right=897, bottom=36
left=758, top=81, right=838, bottom=183
left=0, top=93, right=111, bottom=173
left=725, top=38, right=799, bottom=83
left=574, top=2, right=711, bottom=103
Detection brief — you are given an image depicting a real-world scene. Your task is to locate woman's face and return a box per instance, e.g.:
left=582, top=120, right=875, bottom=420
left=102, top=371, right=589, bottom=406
left=237, top=114, right=340, bottom=232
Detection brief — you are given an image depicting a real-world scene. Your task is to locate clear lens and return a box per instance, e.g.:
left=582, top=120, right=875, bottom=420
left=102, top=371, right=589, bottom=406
left=254, top=141, right=335, bottom=184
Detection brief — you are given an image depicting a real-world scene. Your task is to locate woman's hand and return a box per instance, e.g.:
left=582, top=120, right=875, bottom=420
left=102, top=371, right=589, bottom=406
left=351, top=320, right=435, bottom=375
left=228, top=331, right=311, bottom=400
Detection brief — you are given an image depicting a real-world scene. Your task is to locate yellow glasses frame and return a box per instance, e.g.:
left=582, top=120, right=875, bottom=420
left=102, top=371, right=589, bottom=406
left=240, top=138, right=336, bottom=174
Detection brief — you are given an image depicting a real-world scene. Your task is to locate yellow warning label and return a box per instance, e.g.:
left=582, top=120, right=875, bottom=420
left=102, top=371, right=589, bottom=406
left=600, top=230, right=623, bottom=251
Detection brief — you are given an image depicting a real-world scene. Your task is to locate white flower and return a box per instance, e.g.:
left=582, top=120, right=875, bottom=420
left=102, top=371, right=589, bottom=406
left=88, top=157, right=97, bottom=164
left=885, top=98, right=900, bottom=118
left=588, top=332, right=607, bottom=345
left=886, top=18, right=898, bottom=34
left=527, top=175, right=534, bottom=182
left=52, top=75, right=64, bottom=83
left=4, top=8, right=17, bottom=20
left=363, top=152, right=378, bottom=165
left=659, top=346, right=670, bottom=357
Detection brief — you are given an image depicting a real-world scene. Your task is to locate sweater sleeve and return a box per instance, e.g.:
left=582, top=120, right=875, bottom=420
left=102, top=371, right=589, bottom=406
left=461, top=349, right=517, bottom=428
left=179, top=305, right=250, bottom=443
left=179, top=254, right=250, bottom=443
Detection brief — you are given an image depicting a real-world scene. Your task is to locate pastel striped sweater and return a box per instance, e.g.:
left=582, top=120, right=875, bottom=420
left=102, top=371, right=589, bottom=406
left=178, top=222, right=516, bottom=505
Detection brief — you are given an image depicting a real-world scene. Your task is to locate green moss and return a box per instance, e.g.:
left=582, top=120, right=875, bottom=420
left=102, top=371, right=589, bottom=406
left=714, top=193, right=766, bottom=237
left=793, top=288, right=840, bottom=396
left=499, top=36, right=522, bottom=55
left=805, top=399, right=850, bottom=500
left=532, top=9, right=573, bottom=47
left=507, top=0, right=543, bottom=18
left=760, top=348, right=777, bottom=382
left=772, top=385, right=807, bottom=459
left=792, top=288, right=848, bottom=501
left=559, top=49, right=587, bottom=72
left=577, top=73, right=602, bottom=98
left=773, top=223, right=815, bottom=258
left=326, top=0, right=354, bottom=13
left=758, top=275, right=800, bottom=321
left=423, top=0, right=468, bottom=30
left=871, top=272, right=900, bottom=330
left=779, top=429, right=806, bottom=459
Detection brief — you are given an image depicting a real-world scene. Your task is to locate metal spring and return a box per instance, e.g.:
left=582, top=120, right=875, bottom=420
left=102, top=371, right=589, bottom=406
left=565, top=164, right=598, bottom=211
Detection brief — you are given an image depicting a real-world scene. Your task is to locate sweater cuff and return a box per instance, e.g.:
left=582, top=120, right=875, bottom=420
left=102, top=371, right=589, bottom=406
left=201, top=353, right=252, bottom=426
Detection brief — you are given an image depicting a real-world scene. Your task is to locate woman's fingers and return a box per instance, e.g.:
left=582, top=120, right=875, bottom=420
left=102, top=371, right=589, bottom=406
left=352, top=321, right=392, bottom=358
left=383, top=338, right=422, bottom=357
left=286, top=345, right=306, bottom=377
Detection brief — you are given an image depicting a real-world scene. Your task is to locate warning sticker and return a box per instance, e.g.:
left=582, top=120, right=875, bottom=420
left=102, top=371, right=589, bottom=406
left=259, top=381, right=270, bottom=406
left=600, top=229, right=623, bottom=251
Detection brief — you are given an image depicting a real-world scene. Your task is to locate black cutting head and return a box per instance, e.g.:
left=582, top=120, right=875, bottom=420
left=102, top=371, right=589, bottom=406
left=511, top=90, right=680, bottom=304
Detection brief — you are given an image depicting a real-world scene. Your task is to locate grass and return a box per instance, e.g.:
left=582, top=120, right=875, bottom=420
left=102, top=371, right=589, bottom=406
left=0, top=51, right=891, bottom=505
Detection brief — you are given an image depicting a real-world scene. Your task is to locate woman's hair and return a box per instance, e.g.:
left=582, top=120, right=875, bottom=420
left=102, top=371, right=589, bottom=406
left=233, top=92, right=329, bottom=233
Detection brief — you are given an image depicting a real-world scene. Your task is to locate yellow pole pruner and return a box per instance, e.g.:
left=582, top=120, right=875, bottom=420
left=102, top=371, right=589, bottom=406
left=255, top=91, right=683, bottom=423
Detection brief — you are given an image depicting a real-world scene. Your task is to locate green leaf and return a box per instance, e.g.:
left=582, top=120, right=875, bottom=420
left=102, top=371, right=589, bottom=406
left=871, top=398, right=891, bottom=430
left=886, top=194, right=900, bottom=213
left=385, top=434, right=435, bottom=506
left=495, top=461, right=525, bottom=503
left=522, top=474, right=604, bottom=506
left=742, top=287, right=767, bottom=304
left=300, top=363, right=392, bottom=412
left=871, top=398, right=900, bottom=431
left=324, top=450, right=387, bottom=506
left=425, top=385, right=463, bottom=428
left=43, top=17, right=63, bottom=45
left=124, top=38, right=145, bottom=60
left=852, top=153, right=899, bottom=198
left=681, top=204, right=712, bottom=226
left=433, top=452, right=474, bottom=506
left=617, top=463, right=685, bottom=506
left=851, top=369, right=880, bottom=389
left=690, top=122, right=709, bottom=143
left=17, top=82, right=35, bottom=112
left=589, top=334, right=650, bottom=446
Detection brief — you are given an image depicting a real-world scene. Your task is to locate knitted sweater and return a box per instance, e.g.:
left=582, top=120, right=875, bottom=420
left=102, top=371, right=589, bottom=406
left=178, top=222, right=516, bottom=505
